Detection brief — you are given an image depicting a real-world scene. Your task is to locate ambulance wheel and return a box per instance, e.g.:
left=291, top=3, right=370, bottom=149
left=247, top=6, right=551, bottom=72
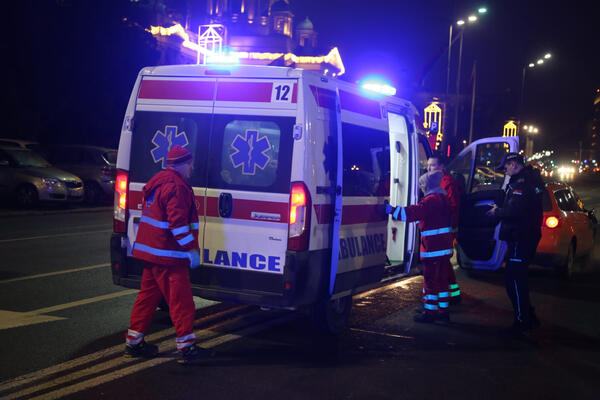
left=311, top=295, right=352, bottom=336
left=15, top=184, right=38, bottom=208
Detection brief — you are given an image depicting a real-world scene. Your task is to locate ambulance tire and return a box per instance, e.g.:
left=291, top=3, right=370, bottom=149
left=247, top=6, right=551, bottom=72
left=311, top=295, right=352, bottom=336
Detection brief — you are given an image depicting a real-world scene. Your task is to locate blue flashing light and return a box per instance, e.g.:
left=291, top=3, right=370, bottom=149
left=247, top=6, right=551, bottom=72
left=358, top=75, right=397, bottom=98
left=206, top=53, right=241, bottom=65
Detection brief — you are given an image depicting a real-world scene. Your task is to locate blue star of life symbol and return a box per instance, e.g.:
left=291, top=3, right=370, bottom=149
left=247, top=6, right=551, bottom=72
left=230, top=129, right=272, bottom=175
left=151, top=125, right=189, bottom=168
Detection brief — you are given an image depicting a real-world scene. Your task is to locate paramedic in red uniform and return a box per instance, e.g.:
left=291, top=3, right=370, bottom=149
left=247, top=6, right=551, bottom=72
left=385, top=170, right=454, bottom=323
left=427, top=151, right=463, bottom=305
left=125, top=145, right=210, bottom=364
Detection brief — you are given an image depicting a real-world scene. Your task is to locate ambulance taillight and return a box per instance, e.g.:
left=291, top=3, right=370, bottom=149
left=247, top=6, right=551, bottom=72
left=114, top=170, right=128, bottom=233
left=288, top=182, right=311, bottom=251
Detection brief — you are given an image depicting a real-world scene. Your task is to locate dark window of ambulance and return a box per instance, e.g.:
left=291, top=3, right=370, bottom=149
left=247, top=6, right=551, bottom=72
left=128, top=111, right=211, bottom=186
left=341, top=123, right=390, bottom=196
left=206, top=115, right=295, bottom=193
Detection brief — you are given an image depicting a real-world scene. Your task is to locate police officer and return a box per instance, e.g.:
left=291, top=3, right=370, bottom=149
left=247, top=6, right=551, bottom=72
left=125, top=145, right=212, bottom=364
left=487, top=152, right=544, bottom=333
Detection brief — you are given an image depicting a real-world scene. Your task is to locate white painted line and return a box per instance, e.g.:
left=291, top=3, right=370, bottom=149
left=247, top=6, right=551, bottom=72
left=0, top=290, right=138, bottom=331
left=23, top=314, right=296, bottom=400
left=0, top=263, right=110, bottom=284
left=350, top=327, right=414, bottom=340
left=0, top=305, right=248, bottom=393
left=0, top=229, right=112, bottom=244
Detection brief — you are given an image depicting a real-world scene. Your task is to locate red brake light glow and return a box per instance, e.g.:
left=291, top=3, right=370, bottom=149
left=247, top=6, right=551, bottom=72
left=114, top=170, right=128, bottom=233
left=545, top=216, right=559, bottom=229
left=288, top=182, right=311, bottom=251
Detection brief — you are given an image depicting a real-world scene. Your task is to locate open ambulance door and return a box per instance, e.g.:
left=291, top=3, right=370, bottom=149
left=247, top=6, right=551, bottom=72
left=448, top=136, right=519, bottom=270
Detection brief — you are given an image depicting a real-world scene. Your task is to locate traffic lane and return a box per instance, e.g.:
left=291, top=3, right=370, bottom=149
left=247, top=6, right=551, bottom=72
left=0, top=210, right=112, bottom=240
left=64, top=269, right=600, bottom=400
left=0, top=230, right=111, bottom=280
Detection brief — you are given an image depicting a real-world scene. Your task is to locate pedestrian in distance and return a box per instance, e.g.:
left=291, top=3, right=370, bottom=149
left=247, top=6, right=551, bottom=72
left=125, top=145, right=212, bottom=364
left=385, top=170, right=454, bottom=324
left=486, top=152, right=544, bottom=334
left=427, top=151, right=464, bottom=306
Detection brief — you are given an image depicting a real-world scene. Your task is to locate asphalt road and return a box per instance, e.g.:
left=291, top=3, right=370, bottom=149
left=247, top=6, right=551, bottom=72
left=1, top=176, right=599, bottom=399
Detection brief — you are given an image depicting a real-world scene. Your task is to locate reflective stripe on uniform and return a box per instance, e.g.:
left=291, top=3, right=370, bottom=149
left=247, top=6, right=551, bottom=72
left=126, top=329, right=143, bottom=345
left=190, top=222, right=199, bottom=230
left=509, top=258, right=522, bottom=262
left=401, top=208, right=407, bottom=221
left=176, top=333, right=196, bottom=350
left=439, top=301, right=449, bottom=308
left=393, top=207, right=401, bottom=220
left=449, top=283, right=459, bottom=290
left=438, top=291, right=450, bottom=298
left=133, top=243, right=190, bottom=259
left=171, top=225, right=190, bottom=236
left=140, top=216, right=169, bottom=229
left=420, top=249, right=453, bottom=258
left=424, top=303, right=438, bottom=310
left=177, top=234, right=194, bottom=246
left=421, top=227, right=453, bottom=237
left=424, top=294, right=438, bottom=301
left=451, top=290, right=461, bottom=297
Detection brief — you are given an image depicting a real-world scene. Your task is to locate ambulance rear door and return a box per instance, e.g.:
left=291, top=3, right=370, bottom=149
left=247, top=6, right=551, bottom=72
left=448, top=136, right=519, bottom=270
left=198, top=76, right=298, bottom=296
left=126, top=74, right=216, bottom=261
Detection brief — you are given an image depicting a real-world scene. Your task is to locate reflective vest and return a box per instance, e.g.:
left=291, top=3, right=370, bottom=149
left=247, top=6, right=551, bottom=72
left=132, top=168, right=199, bottom=268
left=391, top=192, right=453, bottom=261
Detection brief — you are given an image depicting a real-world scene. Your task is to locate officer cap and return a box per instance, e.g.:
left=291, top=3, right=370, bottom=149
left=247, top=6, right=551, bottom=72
left=496, top=152, right=524, bottom=171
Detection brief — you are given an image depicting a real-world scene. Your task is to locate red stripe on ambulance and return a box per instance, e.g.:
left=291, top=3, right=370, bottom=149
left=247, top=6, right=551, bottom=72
left=138, top=80, right=215, bottom=101
left=216, top=81, right=272, bottom=102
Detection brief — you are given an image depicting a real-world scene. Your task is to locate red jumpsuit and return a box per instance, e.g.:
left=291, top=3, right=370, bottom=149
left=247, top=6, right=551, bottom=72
left=441, top=172, right=463, bottom=301
left=127, top=168, right=200, bottom=351
left=391, top=191, right=454, bottom=315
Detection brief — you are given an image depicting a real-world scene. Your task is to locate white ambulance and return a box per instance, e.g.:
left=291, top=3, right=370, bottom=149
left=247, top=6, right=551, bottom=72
left=111, top=63, right=435, bottom=334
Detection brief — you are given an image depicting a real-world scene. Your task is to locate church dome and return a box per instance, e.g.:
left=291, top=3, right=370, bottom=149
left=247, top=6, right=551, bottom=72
left=297, top=17, right=313, bottom=30
left=271, top=0, right=291, bottom=12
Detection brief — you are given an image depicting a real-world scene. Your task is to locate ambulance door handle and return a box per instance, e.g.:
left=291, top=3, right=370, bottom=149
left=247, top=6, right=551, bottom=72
left=218, top=193, right=233, bottom=218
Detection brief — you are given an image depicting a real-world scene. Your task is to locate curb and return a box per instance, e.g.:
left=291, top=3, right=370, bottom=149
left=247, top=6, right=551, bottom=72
left=0, top=206, right=113, bottom=218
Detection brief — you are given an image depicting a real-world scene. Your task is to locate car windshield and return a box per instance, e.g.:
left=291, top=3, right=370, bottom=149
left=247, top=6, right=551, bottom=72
left=7, top=149, right=51, bottom=167
left=103, top=150, right=117, bottom=164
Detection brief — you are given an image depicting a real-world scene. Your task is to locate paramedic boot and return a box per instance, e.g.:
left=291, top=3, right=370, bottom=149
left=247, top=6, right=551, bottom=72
left=124, top=341, right=159, bottom=358
left=414, top=304, right=425, bottom=313
left=413, top=312, right=436, bottom=324
left=178, top=344, right=215, bottom=365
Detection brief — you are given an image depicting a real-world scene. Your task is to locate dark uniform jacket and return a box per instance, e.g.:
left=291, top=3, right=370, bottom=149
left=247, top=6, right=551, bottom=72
left=496, top=165, right=544, bottom=242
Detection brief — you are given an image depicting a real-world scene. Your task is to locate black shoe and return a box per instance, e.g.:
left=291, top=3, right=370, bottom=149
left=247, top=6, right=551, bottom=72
left=124, top=341, right=159, bottom=358
left=436, top=313, right=450, bottom=325
left=450, top=296, right=462, bottom=306
left=178, top=344, right=215, bottom=365
left=413, top=312, right=436, bottom=324
left=414, top=304, right=425, bottom=313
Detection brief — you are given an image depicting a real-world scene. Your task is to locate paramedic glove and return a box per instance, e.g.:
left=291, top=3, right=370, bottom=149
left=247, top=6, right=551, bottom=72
left=384, top=203, right=394, bottom=215
left=188, top=250, right=201, bottom=269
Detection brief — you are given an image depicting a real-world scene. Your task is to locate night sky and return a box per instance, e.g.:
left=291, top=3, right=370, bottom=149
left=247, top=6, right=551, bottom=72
left=6, top=0, right=599, bottom=158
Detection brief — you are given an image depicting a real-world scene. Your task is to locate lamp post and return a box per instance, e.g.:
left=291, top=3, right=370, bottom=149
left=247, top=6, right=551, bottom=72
left=519, top=52, right=552, bottom=122
left=444, top=6, right=487, bottom=153
left=522, top=124, right=539, bottom=157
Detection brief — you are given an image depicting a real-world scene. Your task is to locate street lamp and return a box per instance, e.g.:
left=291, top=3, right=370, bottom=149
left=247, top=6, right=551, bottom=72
left=519, top=51, right=553, bottom=124
left=444, top=6, right=488, bottom=152
left=522, top=124, right=539, bottom=157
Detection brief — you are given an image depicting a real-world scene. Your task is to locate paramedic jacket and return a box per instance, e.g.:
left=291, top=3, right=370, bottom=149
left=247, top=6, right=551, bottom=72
left=132, top=168, right=199, bottom=268
left=390, top=188, right=454, bottom=261
left=496, top=165, right=544, bottom=242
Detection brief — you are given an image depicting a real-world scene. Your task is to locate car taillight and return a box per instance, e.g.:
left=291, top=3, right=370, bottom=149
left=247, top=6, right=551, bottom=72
left=288, top=181, right=311, bottom=251
left=114, top=170, right=128, bottom=233
left=545, top=216, right=559, bottom=229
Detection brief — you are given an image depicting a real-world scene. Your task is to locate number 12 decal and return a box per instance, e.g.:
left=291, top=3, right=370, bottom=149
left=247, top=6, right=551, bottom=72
left=271, top=82, right=294, bottom=103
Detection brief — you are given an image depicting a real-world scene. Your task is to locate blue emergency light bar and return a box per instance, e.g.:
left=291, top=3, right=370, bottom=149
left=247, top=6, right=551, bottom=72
left=206, top=53, right=241, bottom=65
left=358, top=76, right=397, bottom=97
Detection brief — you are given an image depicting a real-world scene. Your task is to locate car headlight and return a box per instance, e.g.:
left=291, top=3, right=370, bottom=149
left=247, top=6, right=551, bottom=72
left=42, top=177, right=60, bottom=186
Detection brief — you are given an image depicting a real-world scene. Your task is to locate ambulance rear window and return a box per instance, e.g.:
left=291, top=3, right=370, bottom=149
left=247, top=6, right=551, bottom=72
left=207, top=115, right=294, bottom=193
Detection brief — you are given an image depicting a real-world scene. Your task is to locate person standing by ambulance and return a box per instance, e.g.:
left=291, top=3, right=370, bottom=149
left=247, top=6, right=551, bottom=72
left=486, top=152, right=543, bottom=333
left=385, top=170, right=454, bottom=324
left=427, top=151, right=463, bottom=305
left=125, top=145, right=211, bottom=364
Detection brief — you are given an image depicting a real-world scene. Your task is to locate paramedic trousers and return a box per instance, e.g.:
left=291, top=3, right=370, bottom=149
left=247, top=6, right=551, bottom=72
left=422, top=258, right=451, bottom=315
left=127, top=262, right=196, bottom=350
left=448, top=237, right=460, bottom=300
left=504, top=236, right=540, bottom=326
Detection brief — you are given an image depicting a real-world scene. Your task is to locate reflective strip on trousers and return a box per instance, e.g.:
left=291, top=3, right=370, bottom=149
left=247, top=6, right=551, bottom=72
left=133, top=243, right=191, bottom=259
left=421, top=227, right=453, bottom=237
left=420, top=249, right=453, bottom=258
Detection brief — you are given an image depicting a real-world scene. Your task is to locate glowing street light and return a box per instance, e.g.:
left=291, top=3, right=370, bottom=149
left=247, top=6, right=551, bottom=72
left=519, top=51, right=553, bottom=123
left=544, top=53, right=551, bottom=59
left=468, top=15, right=478, bottom=22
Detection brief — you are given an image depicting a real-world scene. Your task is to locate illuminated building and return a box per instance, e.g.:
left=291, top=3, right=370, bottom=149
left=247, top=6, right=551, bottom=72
left=147, top=0, right=344, bottom=76
left=587, top=88, right=600, bottom=159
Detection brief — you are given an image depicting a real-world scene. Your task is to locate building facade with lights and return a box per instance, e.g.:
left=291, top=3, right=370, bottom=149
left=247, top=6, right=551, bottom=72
left=587, top=88, right=600, bottom=160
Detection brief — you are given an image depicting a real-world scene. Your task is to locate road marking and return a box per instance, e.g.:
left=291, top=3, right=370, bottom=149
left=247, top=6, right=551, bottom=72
left=350, top=327, right=414, bottom=340
left=0, top=263, right=110, bottom=284
left=0, top=307, right=292, bottom=400
left=0, top=229, right=112, bottom=243
left=0, top=290, right=137, bottom=330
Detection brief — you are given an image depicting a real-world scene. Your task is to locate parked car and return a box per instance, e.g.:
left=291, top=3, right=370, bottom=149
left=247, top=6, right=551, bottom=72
left=535, top=182, right=597, bottom=278
left=0, top=138, right=38, bottom=150
left=42, top=145, right=117, bottom=205
left=0, top=147, right=84, bottom=207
